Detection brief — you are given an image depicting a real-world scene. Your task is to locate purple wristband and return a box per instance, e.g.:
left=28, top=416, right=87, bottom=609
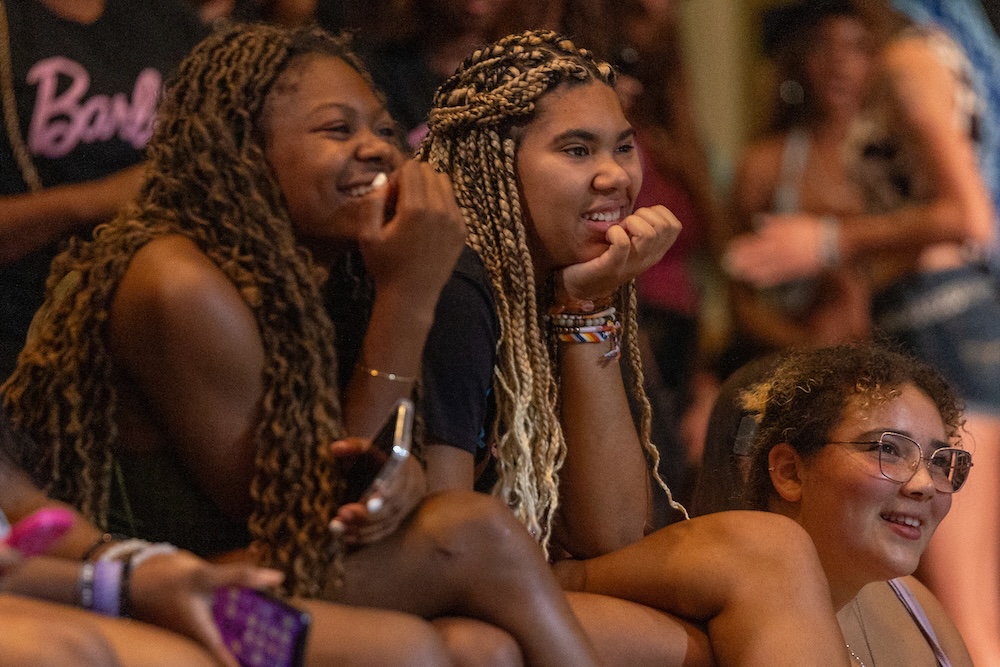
left=93, top=559, right=123, bottom=616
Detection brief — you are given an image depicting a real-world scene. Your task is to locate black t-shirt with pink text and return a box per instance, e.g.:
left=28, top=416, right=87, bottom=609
left=0, top=0, right=204, bottom=380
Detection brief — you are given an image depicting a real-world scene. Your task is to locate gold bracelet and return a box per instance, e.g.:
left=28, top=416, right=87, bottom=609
left=358, top=363, right=417, bottom=384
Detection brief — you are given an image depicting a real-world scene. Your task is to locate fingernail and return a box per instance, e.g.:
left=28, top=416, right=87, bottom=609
left=329, top=519, right=345, bottom=535
left=366, top=496, right=384, bottom=513
left=371, top=172, right=388, bottom=189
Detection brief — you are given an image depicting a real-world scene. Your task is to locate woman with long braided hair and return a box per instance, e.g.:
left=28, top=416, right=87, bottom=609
left=418, top=30, right=856, bottom=665
left=1, top=22, right=608, bottom=666
left=417, top=28, right=683, bottom=558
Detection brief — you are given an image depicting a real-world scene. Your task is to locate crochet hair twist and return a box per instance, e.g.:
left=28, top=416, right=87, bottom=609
left=2, top=23, right=374, bottom=597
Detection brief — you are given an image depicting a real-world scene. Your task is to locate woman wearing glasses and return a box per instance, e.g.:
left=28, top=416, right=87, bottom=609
left=698, top=341, right=973, bottom=667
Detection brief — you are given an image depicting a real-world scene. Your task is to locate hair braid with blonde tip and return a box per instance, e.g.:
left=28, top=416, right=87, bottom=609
left=1, top=23, right=378, bottom=597
left=418, top=30, right=685, bottom=553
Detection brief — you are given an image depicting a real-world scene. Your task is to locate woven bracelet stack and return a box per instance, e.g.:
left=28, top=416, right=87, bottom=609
left=546, top=305, right=621, bottom=361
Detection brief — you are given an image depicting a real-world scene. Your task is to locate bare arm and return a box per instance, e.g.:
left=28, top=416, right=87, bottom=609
left=341, top=161, right=466, bottom=439
left=554, top=327, right=650, bottom=556
left=840, top=36, right=995, bottom=257
left=0, top=448, right=283, bottom=667
left=724, top=37, right=995, bottom=287
left=0, top=166, right=143, bottom=265
left=1, top=550, right=282, bottom=667
left=424, top=445, right=475, bottom=493
left=726, top=141, right=824, bottom=347
left=0, top=456, right=104, bottom=559
left=554, top=206, right=681, bottom=557
left=110, top=235, right=264, bottom=521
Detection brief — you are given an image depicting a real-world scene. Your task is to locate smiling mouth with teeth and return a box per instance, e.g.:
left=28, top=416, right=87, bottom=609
left=882, top=513, right=922, bottom=528
left=583, top=210, right=622, bottom=222
left=346, top=172, right=387, bottom=197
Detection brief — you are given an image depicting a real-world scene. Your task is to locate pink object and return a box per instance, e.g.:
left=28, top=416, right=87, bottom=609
left=2, top=507, right=74, bottom=557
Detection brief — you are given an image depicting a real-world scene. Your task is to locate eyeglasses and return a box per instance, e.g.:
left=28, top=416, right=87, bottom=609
left=829, top=431, right=973, bottom=493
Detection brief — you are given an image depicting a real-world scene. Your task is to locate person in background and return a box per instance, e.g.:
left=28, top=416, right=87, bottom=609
left=0, top=0, right=205, bottom=382
left=343, top=0, right=534, bottom=147
left=719, top=0, right=873, bottom=379
left=892, top=0, right=1000, bottom=262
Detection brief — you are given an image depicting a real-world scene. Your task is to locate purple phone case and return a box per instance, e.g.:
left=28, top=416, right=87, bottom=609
left=212, top=587, right=310, bottom=667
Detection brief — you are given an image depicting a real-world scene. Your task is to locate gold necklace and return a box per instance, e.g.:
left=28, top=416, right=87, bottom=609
left=850, top=597, right=877, bottom=666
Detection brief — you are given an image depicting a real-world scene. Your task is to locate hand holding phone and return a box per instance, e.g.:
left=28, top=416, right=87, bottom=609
left=332, top=399, right=423, bottom=543
left=212, top=587, right=309, bottom=667
left=0, top=507, right=74, bottom=557
left=340, top=398, right=414, bottom=508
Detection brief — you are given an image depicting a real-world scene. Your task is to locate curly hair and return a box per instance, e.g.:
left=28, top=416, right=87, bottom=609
left=0, top=23, right=375, bottom=597
left=742, top=340, right=965, bottom=510
left=417, top=30, right=684, bottom=552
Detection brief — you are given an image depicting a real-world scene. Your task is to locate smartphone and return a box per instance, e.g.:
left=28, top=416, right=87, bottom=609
left=0, top=507, right=74, bottom=557
left=212, top=587, right=310, bottom=667
left=341, top=398, right=414, bottom=506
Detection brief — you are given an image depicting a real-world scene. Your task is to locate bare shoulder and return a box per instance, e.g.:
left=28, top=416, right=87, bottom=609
left=881, top=32, right=944, bottom=77
left=880, top=35, right=956, bottom=127
left=110, top=233, right=262, bottom=375
left=899, top=576, right=974, bottom=667
left=115, top=234, right=240, bottom=317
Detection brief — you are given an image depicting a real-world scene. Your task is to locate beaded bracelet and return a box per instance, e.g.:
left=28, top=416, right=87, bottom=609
left=556, top=330, right=612, bottom=344
left=550, top=315, right=622, bottom=361
left=546, top=306, right=616, bottom=329
left=551, top=323, right=616, bottom=334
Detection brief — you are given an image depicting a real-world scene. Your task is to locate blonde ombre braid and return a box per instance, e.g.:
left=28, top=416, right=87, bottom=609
left=418, top=30, right=685, bottom=554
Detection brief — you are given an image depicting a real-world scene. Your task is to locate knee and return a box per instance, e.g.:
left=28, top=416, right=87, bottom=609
left=416, top=491, right=535, bottom=565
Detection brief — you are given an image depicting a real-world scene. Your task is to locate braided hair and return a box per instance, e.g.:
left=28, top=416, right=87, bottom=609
left=418, top=30, right=684, bottom=552
left=1, top=23, right=374, bottom=596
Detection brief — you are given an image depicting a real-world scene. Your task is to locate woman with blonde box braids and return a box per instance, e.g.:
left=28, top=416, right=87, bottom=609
left=418, top=29, right=854, bottom=665
left=1, top=22, right=612, bottom=667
